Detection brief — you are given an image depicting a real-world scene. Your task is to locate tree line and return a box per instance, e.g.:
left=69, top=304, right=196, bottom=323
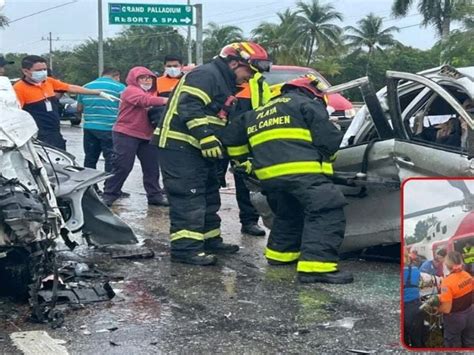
left=1, top=0, right=472, bottom=95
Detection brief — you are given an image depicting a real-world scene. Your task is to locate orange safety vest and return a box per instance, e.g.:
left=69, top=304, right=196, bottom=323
left=156, top=75, right=180, bottom=97
left=439, top=270, right=473, bottom=313
left=236, top=83, right=251, bottom=100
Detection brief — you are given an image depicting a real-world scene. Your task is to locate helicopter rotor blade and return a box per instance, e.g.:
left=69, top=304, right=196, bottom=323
left=404, top=199, right=465, bottom=219
left=447, top=180, right=472, bottom=200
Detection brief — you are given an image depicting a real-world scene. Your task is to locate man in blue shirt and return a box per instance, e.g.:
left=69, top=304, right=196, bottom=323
left=77, top=68, right=125, bottom=173
left=419, top=248, right=447, bottom=277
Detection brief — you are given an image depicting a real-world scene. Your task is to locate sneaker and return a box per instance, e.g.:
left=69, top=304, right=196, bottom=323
left=241, top=223, right=266, bottom=236
left=148, top=194, right=169, bottom=206
left=267, top=259, right=298, bottom=266
left=297, top=270, right=354, bottom=284
left=170, top=252, right=217, bottom=266
left=204, top=241, right=239, bottom=254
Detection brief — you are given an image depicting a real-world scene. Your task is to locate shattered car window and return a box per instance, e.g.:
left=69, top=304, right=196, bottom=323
left=405, top=85, right=472, bottom=152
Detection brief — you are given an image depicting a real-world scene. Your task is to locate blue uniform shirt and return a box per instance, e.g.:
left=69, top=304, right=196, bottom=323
left=419, top=260, right=437, bottom=276
left=77, top=77, right=125, bottom=131
left=403, top=266, right=420, bottom=303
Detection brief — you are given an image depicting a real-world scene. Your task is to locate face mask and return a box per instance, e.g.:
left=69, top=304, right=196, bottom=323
left=165, top=67, right=181, bottom=78
left=140, top=83, right=153, bottom=91
left=31, top=70, right=47, bottom=83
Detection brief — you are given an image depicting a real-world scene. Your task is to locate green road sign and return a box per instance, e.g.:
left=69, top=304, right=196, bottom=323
left=109, top=3, right=193, bottom=26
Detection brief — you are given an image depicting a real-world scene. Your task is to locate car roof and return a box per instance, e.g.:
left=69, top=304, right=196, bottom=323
left=270, top=65, right=315, bottom=72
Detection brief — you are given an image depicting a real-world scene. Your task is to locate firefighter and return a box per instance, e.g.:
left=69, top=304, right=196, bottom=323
left=153, top=42, right=271, bottom=266
left=218, top=71, right=273, bottom=236
left=219, top=74, right=353, bottom=284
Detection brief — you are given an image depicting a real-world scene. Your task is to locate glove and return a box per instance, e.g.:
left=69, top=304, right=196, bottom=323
left=99, top=91, right=121, bottom=102
left=200, top=135, right=223, bottom=159
left=233, top=160, right=253, bottom=175
left=147, top=106, right=165, bottom=128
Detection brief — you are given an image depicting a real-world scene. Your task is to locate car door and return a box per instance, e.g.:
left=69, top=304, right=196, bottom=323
left=386, top=70, right=474, bottom=180
left=333, top=79, right=401, bottom=251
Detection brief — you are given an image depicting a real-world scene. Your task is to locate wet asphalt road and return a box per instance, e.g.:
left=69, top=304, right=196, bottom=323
left=0, top=124, right=402, bottom=354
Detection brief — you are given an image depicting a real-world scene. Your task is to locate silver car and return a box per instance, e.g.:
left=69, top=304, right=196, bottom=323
left=251, top=65, right=474, bottom=253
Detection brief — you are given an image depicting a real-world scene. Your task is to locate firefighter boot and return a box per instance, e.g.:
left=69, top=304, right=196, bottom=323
left=171, top=252, right=217, bottom=266
left=241, top=223, right=266, bottom=236
left=204, top=237, right=239, bottom=254
left=297, top=270, right=354, bottom=284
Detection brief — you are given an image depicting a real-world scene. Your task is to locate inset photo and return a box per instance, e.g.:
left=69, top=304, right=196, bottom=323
left=402, top=178, right=474, bottom=350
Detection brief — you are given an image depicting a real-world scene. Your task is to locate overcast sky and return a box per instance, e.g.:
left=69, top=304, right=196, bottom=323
left=403, top=179, right=474, bottom=236
left=0, top=0, right=446, bottom=56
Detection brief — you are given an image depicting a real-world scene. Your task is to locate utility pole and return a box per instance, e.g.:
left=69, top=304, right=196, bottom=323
left=41, top=32, right=59, bottom=71
left=195, top=4, right=203, bottom=65
left=186, top=0, right=192, bottom=65
left=98, top=0, right=104, bottom=76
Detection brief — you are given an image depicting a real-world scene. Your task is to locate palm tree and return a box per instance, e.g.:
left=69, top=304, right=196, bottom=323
left=0, top=14, right=9, bottom=29
left=392, top=0, right=461, bottom=41
left=345, top=13, right=399, bottom=74
left=251, top=9, right=304, bottom=64
left=203, top=22, right=243, bottom=62
left=296, top=0, right=344, bottom=65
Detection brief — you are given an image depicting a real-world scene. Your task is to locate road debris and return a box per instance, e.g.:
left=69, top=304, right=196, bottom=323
left=322, top=317, right=363, bottom=330
left=10, top=330, right=69, bottom=355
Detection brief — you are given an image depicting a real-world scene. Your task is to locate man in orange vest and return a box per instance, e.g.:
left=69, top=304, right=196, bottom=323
left=156, top=55, right=184, bottom=98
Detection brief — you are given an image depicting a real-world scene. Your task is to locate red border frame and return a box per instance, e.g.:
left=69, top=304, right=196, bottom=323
left=400, top=176, right=474, bottom=351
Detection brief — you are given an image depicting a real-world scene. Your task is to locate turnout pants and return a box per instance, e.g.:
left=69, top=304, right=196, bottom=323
left=218, top=159, right=259, bottom=225
left=263, top=175, right=347, bottom=273
left=158, top=148, right=222, bottom=257
left=104, top=131, right=162, bottom=200
left=83, top=129, right=114, bottom=173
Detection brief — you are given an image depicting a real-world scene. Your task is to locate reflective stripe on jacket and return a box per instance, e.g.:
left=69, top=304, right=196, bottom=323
left=218, top=91, right=343, bottom=181
left=151, top=58, right=237, bottom=154
left=236, top=72, right=272, bottom=110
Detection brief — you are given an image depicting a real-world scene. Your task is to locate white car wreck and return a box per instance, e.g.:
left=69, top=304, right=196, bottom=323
left=0, top=77, right=138, bottom=322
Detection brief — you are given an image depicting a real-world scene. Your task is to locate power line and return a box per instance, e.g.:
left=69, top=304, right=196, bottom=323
left=398, top=22, right=423, bottom=30
left=7, top=0, right=78, bottom=24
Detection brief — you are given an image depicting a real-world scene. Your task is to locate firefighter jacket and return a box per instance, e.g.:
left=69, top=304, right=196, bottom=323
left=218, top=91, right=343, bottom=181
left=152, top=58, right=237, bottom=154
left=235, top=72, right=272, bottom=112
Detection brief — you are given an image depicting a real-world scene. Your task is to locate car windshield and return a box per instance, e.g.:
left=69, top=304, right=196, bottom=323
left=263, top=69, right=330, bottom=86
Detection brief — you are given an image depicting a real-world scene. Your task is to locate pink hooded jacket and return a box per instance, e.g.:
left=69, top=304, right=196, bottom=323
left=113, top=66, right=167, bottom=140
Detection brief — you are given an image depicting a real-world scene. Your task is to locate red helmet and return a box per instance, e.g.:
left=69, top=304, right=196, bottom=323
left=281, top=73, right=328, bottom=102
left=219, top=42, right=271, bottom=72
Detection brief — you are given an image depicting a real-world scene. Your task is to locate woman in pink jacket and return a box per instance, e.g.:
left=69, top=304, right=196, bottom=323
left=103, top=66, right=168, bottom=207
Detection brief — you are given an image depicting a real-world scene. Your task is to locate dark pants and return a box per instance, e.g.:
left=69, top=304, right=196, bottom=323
left=443, top=306, right=474, bottom=347
left=159, top=149, right=222, bottom=257
left=103, top=131, right=162, bottom=200
left=38, top=130, right=66, bottom=150
left=83, top=129, right=114, bottom=173
left=218, top=159, right=259, bottom=225
left=403, top=300, right=426, bottom=348
left=264, top=175, right=346, bottom=263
